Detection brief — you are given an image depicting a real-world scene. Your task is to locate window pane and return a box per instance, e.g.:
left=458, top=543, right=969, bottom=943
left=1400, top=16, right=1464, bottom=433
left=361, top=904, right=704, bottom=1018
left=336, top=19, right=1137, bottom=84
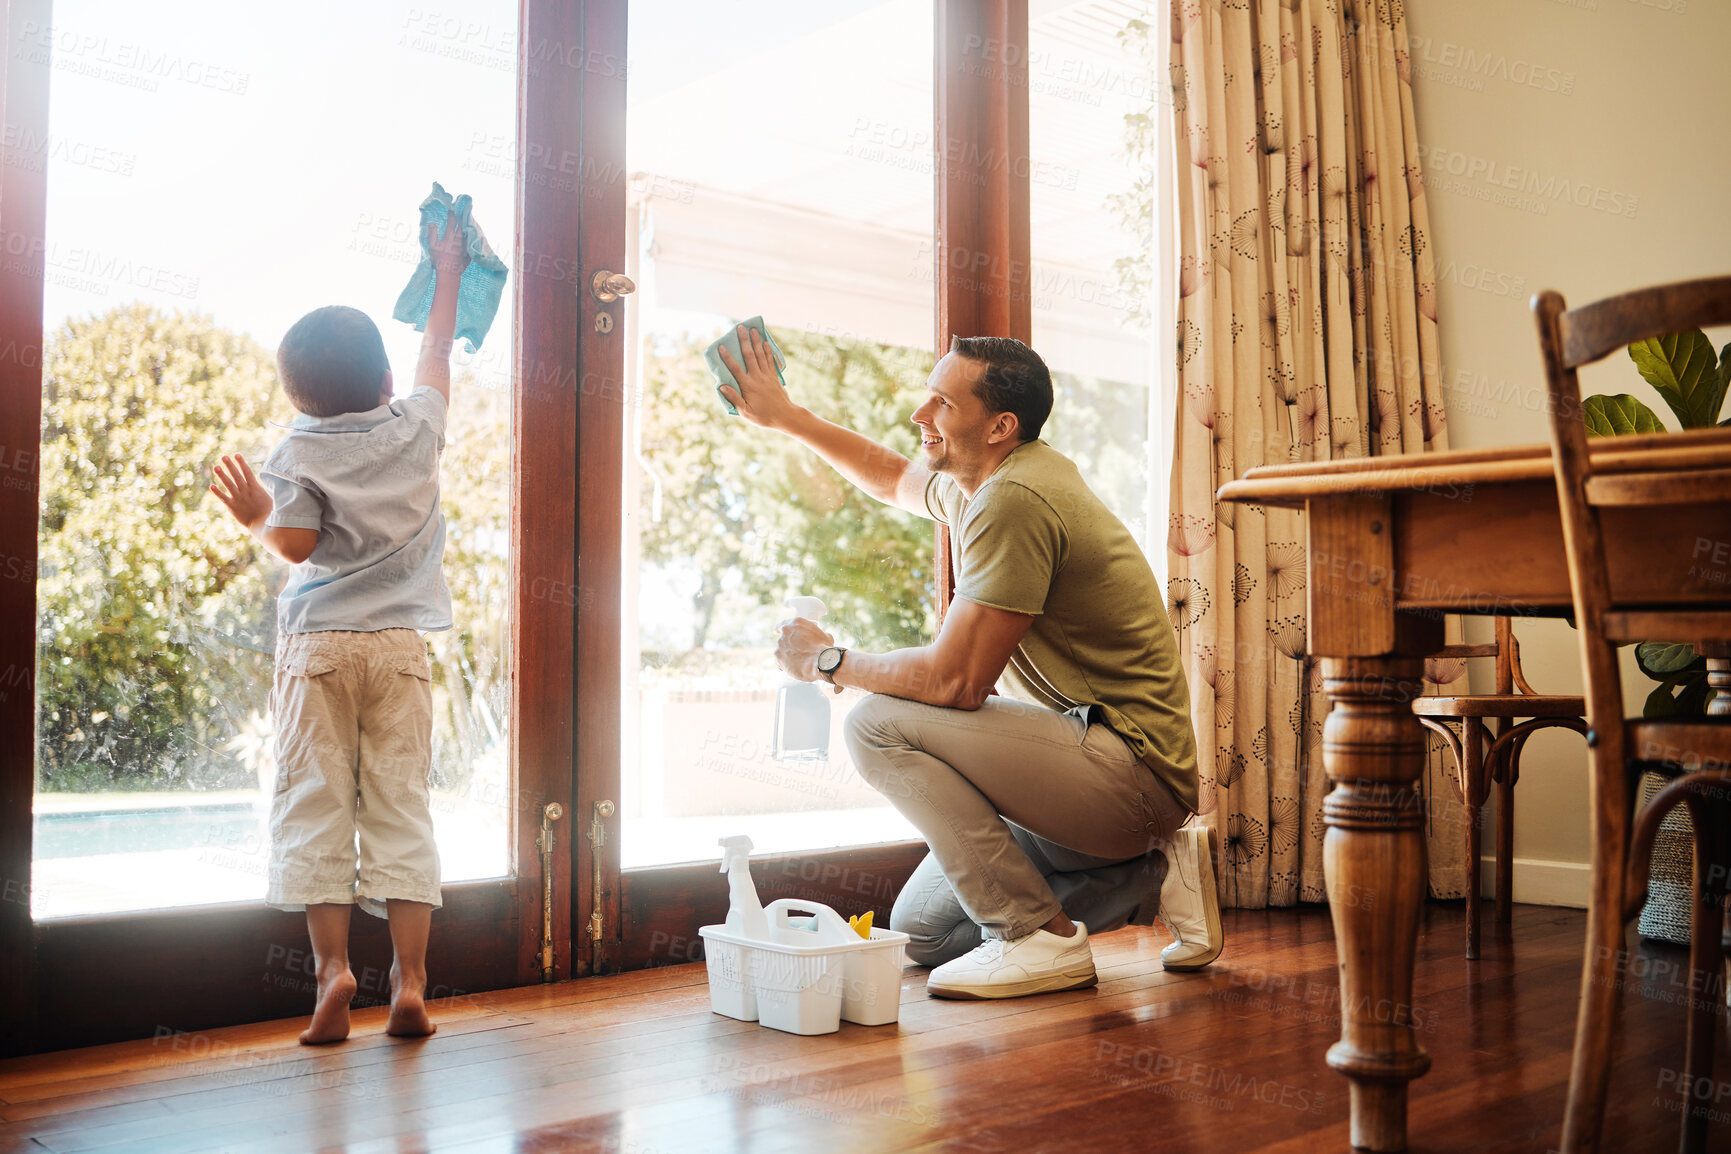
left=622, top=0, right=933, bottom=868
left=1029, top=4, right=1161, bottom=553
left=31, top=0, right=516, bottom=917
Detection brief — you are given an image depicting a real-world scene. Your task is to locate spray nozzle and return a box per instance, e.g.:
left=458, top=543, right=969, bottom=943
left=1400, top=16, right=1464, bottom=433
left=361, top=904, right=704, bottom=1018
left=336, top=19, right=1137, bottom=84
left=786, top=595, right=827, bottom=621
left=719, top=834, right=754, bottom=873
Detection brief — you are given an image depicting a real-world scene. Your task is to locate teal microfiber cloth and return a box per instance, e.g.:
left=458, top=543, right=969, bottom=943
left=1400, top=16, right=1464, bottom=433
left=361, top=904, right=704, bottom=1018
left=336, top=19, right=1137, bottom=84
left=392, top=182, right=510, bottom=352
left=704, top=316, right=787, bottom=415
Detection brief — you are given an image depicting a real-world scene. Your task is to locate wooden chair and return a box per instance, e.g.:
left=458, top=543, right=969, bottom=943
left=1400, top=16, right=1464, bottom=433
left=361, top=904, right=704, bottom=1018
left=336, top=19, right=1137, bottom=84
left=1414, top=617, right=1585, bottom=959
left=1533, top=275, right=1731, bottom=1154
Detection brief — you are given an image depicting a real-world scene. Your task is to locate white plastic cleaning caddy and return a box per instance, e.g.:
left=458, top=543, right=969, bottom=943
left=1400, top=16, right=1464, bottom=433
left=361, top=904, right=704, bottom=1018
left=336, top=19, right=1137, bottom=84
left=698, top=837, right=908, bottom=1035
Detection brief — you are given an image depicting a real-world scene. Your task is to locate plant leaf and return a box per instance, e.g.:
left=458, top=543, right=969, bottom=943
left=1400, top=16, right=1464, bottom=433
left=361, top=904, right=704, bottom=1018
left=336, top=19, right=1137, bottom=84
left=1636, top=641, right=1700, bottom=677
left=1643, top=681, right=1679, bottom=718
left=1628, top=331, right=1724, bottom=429
left=1582, top=393, right=1666, bottom=437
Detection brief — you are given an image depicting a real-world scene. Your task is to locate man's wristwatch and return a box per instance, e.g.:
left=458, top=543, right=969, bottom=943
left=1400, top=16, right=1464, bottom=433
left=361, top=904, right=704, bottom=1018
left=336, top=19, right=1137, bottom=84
left=816, top=646, right=847, bottom=684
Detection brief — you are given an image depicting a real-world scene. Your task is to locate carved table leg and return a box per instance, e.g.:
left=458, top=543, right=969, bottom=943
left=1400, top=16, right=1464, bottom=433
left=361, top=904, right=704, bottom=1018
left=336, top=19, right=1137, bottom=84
left=1322, top=656, right=1434, bottom=1152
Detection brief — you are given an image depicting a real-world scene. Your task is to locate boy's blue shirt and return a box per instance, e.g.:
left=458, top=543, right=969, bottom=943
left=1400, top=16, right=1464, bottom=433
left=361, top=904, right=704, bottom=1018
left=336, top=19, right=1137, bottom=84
left=260, top=386, right=454, bottom=635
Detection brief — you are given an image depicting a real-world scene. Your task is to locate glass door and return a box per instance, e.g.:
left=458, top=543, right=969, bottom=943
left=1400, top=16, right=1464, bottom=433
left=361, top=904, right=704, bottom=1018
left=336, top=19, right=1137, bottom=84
left=1027, top=7, right=1163, bottom=558
left=30, top=0, right=516, bottom=921
left=4, top=0, right=584, bottom=1052
left=618, top=0, right=936, bottom=873
left=553, top=0, right=968, bottom=971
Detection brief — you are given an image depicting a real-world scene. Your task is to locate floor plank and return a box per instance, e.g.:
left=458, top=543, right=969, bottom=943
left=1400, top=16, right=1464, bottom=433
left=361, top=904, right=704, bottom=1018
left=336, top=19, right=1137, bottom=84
left=1, top=903, right=1724, bottom=1153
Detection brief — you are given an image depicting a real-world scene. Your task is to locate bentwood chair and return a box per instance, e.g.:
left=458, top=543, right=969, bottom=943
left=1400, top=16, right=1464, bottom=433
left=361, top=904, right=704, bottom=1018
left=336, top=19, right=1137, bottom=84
left=1414, top=617, right=1585, bottom=959
left=1534, top=276, right=1731, bottom=1154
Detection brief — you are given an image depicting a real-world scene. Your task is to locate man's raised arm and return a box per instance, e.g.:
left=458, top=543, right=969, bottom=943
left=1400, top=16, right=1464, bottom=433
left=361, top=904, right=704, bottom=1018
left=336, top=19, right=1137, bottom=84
left=718, top=326, right=934, bottom=518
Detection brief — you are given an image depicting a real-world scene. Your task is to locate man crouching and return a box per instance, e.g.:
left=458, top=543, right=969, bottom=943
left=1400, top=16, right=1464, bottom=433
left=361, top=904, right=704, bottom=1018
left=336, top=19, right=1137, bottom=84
left=721, top=328, right=1219, bottom=999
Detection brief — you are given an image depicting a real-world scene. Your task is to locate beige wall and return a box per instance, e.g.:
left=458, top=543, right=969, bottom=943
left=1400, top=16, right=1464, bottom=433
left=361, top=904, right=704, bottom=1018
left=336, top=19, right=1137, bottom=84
left=1403, top=0, right=1731, bottom=900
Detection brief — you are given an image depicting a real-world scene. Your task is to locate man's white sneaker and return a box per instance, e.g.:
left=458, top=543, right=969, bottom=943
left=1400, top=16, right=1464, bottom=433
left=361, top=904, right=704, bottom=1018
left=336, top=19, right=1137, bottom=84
left=1159, top=824, right=1223, bottom=971
left=926, top=922, right=1098, bottom=1000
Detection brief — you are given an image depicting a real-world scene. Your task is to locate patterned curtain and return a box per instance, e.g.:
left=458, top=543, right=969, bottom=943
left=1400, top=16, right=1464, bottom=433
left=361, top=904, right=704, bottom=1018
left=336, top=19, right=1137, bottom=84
left=1167, top=0, right=1470, bottom=908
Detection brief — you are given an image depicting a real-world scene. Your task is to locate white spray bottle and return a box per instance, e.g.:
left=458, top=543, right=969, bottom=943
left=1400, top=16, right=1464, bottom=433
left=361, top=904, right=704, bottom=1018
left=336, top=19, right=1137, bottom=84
left=773, top=595, right=831, bottom=762
left=719, top=835, right=768, bottom=940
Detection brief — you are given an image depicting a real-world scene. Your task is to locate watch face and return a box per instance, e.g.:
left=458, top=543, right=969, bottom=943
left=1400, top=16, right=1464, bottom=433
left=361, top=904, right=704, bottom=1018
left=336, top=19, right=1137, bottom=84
left=818, top=646, right=844, bottom=673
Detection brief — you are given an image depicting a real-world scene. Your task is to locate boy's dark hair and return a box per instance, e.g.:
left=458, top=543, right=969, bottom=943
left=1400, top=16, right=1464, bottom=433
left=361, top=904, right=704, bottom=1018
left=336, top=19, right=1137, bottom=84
left=949, top=335, right=1053, bottom=442
left=276, top=306, right=390, bottom=417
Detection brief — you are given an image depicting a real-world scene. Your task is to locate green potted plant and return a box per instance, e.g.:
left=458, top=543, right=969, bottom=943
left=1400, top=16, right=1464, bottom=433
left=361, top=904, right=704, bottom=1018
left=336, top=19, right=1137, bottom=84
left=1579, top=329, right=1729, bottom=715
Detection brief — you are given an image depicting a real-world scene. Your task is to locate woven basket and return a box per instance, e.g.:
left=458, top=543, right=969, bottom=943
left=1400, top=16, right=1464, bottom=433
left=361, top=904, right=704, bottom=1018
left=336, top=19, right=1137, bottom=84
left=1636, top=771, right=1695, bottom=946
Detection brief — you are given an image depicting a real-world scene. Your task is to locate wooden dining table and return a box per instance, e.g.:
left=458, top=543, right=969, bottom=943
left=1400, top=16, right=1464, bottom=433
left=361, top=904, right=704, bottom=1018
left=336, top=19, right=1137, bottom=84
left=1216, top=425, right=1731, bottom=1152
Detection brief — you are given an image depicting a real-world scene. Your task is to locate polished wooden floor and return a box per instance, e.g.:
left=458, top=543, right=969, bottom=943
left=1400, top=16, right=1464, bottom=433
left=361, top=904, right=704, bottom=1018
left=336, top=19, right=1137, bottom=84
left=1, top=903, right=1725, bottom=1153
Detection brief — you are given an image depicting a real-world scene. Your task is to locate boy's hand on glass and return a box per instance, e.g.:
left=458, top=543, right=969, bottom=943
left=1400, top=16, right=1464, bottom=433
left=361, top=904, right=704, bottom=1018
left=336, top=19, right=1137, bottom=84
left=209, top=453, right=273, bottom=531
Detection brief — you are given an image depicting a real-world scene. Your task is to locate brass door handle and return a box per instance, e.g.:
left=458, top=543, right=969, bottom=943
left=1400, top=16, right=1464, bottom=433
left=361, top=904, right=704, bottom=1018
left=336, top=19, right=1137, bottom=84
left=590, top=271, right=636, bottom=303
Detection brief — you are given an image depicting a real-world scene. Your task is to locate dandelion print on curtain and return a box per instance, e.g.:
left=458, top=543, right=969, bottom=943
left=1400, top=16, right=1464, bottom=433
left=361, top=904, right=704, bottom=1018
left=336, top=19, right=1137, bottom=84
left=1167, top=0, right=1469, bottom=909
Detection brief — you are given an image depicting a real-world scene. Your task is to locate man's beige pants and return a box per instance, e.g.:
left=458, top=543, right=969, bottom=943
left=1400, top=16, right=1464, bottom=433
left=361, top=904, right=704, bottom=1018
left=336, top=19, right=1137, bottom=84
left=844, top=693, right=1190, bottom=962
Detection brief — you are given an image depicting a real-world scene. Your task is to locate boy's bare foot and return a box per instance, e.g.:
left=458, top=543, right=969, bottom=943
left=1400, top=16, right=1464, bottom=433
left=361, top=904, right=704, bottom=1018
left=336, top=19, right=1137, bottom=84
left=299, top=967, right=357, bottom=1045
left=386, top=962, right=436, bottom=1038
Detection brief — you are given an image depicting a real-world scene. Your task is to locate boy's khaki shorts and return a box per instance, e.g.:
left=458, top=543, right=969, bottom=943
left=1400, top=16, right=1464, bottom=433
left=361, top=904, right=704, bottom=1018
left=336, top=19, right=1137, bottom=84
left=267, top=628, right=443, bottom=918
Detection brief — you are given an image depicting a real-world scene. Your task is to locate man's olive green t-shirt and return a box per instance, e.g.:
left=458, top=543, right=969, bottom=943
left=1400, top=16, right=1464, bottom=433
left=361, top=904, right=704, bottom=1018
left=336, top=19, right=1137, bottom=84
left=925, top=440, right=1198, bottom=812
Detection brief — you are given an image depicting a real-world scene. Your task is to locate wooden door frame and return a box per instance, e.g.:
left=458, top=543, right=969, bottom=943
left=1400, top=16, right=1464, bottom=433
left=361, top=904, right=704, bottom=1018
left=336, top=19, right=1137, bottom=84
left=0, top=0, right=51, bottom=1061
left=569, top=0, right=629, bottom=979
left=932, top=0, right=1032, bottom=614
left=596, top=0, right=1034, bottom=969
left=0, top=0, right=587, bottom=1055
left=934, top=0, right=1032, bottom=346
left=515, top=0, right=594, bottom=984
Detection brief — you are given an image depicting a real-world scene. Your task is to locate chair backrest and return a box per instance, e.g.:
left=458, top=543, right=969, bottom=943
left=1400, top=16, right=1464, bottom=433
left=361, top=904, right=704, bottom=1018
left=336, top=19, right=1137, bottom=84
left=1532, top=276, right=1731, bottom=748
left=1428, top=616, right=1537, bottom=696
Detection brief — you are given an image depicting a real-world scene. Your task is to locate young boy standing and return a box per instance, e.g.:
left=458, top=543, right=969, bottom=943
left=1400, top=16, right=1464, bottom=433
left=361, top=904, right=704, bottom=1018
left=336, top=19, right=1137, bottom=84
left=210, top=220, right=469, bottom=1044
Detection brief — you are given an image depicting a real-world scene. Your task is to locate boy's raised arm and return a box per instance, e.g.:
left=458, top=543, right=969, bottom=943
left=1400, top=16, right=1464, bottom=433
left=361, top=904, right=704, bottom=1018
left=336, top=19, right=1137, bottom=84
left=412, top=217, right=471, bottom=405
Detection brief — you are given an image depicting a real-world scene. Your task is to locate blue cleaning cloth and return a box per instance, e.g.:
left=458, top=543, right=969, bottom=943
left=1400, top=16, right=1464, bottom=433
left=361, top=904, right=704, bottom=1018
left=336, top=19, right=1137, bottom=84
left=704, top=316, right=787, bottom=415
left=392, top=182, right=509, bottom=353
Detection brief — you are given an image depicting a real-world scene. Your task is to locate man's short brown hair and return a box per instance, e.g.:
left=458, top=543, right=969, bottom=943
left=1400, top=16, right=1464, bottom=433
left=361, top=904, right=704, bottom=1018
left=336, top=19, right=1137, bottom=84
left=949, top=335, right=1053, bottom=442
